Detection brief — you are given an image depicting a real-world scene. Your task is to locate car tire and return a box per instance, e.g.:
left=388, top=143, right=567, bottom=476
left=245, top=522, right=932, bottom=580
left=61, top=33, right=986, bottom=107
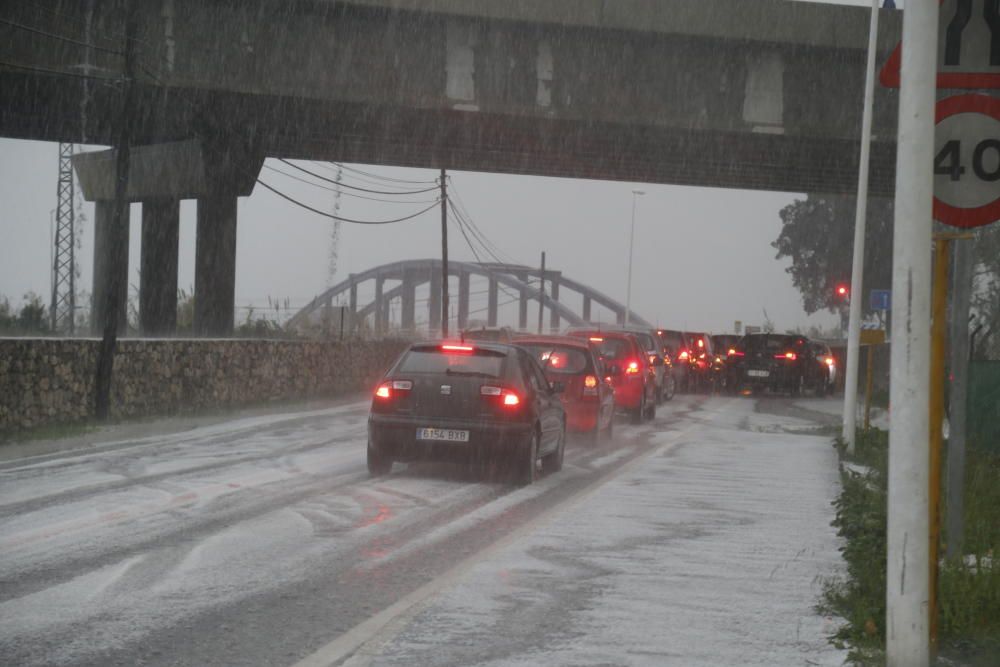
left=367, top=441, right=392, bottom=477
left=662, top=376, right=675, bottom=402
left=516, top=430, right=540, bottom=486
left=630, top=393, right=645, bottom=424
left=542, top=425, right=565, bottom=475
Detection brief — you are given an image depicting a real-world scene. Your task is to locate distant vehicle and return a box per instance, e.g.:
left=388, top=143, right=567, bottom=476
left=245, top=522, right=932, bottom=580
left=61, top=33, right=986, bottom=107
left=711, top=334, right=742, bottom=393
left=574, top=325, right=673, bottom=403
left=656, top=329, right=691, bottom=392
left=515, top=335, right=616, bottom=441
left=461, top=326, right=515, bottom=344
left=683, top=331, right=716, bottom=393
left=367, top=341, right=566, bottom=484
left=731, top=333, right=817, bottom=396
left=567, top=330, right=656, bottom=424
left=808, top=341, right=837, bottom=397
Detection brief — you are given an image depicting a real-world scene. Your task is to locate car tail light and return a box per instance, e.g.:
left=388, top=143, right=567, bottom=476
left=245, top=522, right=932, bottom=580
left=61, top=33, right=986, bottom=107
left=728, top=348, right=736, bottom=356
left=678, top=350, right=689, bottom=360
left=375, top=379, right=411, bottom=399
left=481, top=385, right=521, bottom=407
left=625, top=360, right=641, bottom=375
left=583, top=375, right=599, bottom=396
left=375, top=382, right=392, bottom=399
left=697, top=339, right=704, bottom=348
left=442, top=344, right=474, bottom=352
left=648, top=354, right=657, bottom=365
left=775, top=352, right=797, bottom=361
left=502, top=392, right=520, bottom=406
left=589, top=336, right=604, bottom=343
left=825, top=356, right=835, bottom=367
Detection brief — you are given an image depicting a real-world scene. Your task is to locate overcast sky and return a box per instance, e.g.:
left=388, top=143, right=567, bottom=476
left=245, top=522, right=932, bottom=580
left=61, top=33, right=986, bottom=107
left=1, top=0, right=897, bottom=334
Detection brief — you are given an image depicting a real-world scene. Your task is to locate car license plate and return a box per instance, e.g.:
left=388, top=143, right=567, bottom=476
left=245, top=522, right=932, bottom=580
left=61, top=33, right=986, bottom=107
left=748, top=369, right=770, bottom=378
left=416, top=427, right=469, bottom=442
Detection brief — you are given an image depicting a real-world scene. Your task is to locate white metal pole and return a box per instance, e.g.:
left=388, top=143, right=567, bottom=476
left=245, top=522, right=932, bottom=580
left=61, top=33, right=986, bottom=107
left=843, top=0, right=881, bottom=454
left=625, top=190, right=643, bottom=325
left=886, top=1, right=937, bottom=664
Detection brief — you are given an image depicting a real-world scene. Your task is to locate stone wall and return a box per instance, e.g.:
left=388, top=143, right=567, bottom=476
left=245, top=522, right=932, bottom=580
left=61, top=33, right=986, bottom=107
left=0, top=338, right=409, bottom=434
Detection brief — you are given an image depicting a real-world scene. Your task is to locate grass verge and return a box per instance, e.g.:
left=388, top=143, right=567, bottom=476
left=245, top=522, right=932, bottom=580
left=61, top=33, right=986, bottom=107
left=821, top=428, right=1000, bottom=665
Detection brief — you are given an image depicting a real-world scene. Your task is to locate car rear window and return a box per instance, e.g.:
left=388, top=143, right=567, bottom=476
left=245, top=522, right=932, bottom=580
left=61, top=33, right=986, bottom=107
left=593, top=337, right=631, bottom=361
left=398, top=348, right=505, bottom=377
left=632, top=333, right=656, bottom=351
left=744, top=335, right=804, bottom=354
left=519, top=344, right=591, bottom=374
left=658, top=330, right=684, bottom=351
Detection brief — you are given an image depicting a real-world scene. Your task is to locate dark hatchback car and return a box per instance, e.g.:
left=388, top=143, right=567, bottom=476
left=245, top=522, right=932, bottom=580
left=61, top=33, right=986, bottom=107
left=711, top=334, right=743, bottom=393
left=367, top=342, right=567, bottom=484
left=684, top=331, right=716, bottom=392
left=732, top=333, right=813, bottom=396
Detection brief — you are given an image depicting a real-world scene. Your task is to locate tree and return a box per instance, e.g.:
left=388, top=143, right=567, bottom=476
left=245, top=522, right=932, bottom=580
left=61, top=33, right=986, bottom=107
left=772, top=194, right=894, bottom=315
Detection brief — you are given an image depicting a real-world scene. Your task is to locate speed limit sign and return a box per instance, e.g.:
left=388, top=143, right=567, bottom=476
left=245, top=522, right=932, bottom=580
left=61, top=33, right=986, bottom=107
left=933, top=94, right=1000, bottom=228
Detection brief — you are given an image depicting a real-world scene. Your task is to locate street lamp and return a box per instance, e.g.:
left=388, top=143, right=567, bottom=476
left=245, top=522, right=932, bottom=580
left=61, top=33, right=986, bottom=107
left=625, top=189, right=645, bottom=325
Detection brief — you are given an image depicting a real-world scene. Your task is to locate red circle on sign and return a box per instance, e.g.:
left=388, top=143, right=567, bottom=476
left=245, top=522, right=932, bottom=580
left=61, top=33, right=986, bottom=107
left=933, top=95, right=1000, bottom=229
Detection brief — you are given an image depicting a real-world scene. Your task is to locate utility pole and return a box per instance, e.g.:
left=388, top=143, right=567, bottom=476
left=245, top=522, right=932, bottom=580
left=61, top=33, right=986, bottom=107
left=538, top=251, right=546, bottom=334
left=51, top=143, right=77, bottom=333
left=440, top=168, right=449, bottom=338
left=886, top=1, right=938, bottom=664
left=625, top=189, right=644, bottom=325
left=843, top=0, right=880, bottom=454
left=946, top=238, right=973, bottom=560
left=95, top=0, right=136, bottom=419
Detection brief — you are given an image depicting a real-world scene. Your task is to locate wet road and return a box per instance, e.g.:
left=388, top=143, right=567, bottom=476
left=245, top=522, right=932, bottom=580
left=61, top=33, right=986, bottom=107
left=0, top=394, right=841, bottom=666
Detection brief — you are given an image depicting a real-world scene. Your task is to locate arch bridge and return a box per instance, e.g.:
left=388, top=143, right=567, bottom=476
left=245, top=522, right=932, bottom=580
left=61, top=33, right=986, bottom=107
left=287, top=259, right=652, bottom=336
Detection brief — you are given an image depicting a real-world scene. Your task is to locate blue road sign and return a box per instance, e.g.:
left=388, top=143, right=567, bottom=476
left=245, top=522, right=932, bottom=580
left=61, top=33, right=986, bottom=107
left=870, top=289, right=891, bottom=311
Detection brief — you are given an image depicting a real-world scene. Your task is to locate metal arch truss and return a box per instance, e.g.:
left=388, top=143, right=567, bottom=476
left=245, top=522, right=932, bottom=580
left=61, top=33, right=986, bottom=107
left=286, top=259, right=652, bottom=335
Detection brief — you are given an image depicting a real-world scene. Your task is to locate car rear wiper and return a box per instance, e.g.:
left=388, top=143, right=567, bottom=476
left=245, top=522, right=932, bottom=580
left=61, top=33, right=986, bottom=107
left=445, top=369, right=497, bottom=378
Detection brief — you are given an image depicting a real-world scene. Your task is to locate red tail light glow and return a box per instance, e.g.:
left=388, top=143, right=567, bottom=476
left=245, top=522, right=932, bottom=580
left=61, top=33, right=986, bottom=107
left=678, top=350, right=689, bottom=360
left=625, top=360, right=641, bottom=375
left=375, top=382, right=392, bottom=399
left=503, top=392, right=520, bottom=406
left=697, top=339, right=704, bottom=348
left=584, top=375, right=599, bottom=389
left=589, top=336, right=604, bottom=342
left=775, top=352, right=797, bottom=361
left=825, top=356, right=835, bottom=366
left=442, top=344, right=474, bottom=352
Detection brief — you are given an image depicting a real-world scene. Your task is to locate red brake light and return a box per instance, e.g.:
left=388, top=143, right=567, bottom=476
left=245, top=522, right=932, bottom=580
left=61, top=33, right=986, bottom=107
left=648, top=354, right=657, bottom=364
left=503, top=392, right=520, bottom=406
left=678, top=350, right=689, bottom=360
left=625, top=360, right=641, bottom=375
left=775, top=352, right=797, bottom=361
left=584, top=375, right=598, bottom=389
left=825, top=356, right=835, bottom=366
left=697, top=339, right=704, bottom=348
left=442, top=344, right=474, bottom=352
left=589, top=336, right=604, bottom=342
left=375, top=382, right=391, bottom=399
left=728, top=348, right=736, bottom=356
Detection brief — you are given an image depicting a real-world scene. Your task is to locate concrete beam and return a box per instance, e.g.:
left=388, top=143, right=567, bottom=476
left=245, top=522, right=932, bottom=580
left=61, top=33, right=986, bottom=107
left=582, top=295, right=591, bottom=323
left=457, top=272, right=470, bottom=330
left=487, top=277, right=498, bottom=327
left=194, top=195, right=237, bottom=336
left=401, top=271, right=417, bottom=332
left=428, top=269, right=441, bottom=333
left=139, top=199, right=180, bottom=335
left=375, top=277, right=386, bottom=334
left=91, top=201, right=129, bottom=335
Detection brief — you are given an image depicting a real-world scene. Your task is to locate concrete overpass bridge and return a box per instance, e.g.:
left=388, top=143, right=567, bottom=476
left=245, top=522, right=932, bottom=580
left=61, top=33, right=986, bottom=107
left=286, top=259, right=653, bottom=336
left=0, top=0, right=902, bottom=336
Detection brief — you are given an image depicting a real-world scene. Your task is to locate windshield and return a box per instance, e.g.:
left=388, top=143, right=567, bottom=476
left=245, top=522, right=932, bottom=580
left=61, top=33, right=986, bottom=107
left=519, top=344, right=591, bottom=374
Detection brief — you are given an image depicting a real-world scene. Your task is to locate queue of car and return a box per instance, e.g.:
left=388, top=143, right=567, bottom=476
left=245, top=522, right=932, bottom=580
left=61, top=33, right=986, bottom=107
left=366, top=326, right=839, bottom=484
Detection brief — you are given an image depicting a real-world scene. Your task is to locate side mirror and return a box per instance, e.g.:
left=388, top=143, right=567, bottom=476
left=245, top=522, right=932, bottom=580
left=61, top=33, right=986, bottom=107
left=550, top=381, right=566, bottom=394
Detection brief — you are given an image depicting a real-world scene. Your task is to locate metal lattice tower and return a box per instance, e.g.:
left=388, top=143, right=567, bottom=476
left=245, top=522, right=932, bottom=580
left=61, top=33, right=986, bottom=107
left=50, top=143, right=76, bottom=333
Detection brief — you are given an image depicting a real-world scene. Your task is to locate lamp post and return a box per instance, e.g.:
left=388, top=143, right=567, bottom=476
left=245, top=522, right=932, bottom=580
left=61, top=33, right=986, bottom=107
left=625, top=189, right=645, bottom=325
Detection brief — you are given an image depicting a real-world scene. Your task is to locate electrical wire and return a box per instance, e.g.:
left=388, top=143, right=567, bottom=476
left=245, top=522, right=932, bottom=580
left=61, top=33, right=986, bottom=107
left=0, top=59, right=119, bottom=81
left=325, top=161, right=436, bottom=185
left=0, top=17, right=124, bottom=55
left=279, top=159, right=440, bottom=196
left=262, top=164, right=439, bottom=205
left=309, top=161, right=437, bottom=192
left=256, top=179, right=440, bottom=224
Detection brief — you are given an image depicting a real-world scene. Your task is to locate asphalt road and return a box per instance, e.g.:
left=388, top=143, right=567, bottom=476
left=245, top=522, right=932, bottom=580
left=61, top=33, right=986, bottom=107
left=0, top=394, right=840, bottom=667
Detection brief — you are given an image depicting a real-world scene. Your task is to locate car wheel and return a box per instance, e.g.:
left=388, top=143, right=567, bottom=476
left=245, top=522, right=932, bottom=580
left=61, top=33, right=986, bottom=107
left=631, top=393, right=645, bottom=424
left=663, top=376, right=676, bottom=401
left=515, top=429, right=539, bottom=485
left=542, top=425, right=565, bottom=475
left=367, top=441, right=392, bottom=477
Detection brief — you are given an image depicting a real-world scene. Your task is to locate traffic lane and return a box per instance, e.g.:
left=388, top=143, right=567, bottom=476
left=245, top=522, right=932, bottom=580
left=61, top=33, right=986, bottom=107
left=0, top=395, right=701, bottom=667
left=360, top=396, right=845, bottom=667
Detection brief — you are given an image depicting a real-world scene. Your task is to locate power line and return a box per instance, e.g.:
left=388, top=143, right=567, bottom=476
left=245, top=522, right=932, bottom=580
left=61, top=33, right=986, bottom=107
left=0, top=59, right=119, bottom=82
left=322, top=161, right=437, bottom=186
left=256, top=179, right=440, bottom=225
left=279, top=159, right=439, bottom=196
left=0, top=17, right=124, bottom=55
left=262, top=164, right=438, bottom=205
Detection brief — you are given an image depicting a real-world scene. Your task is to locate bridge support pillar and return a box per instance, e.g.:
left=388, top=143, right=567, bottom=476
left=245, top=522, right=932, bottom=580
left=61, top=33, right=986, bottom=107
left=91, top=200, right=130, bottom=335
left=517, top=273, right=529, bottom=331
left=374, top=277, right=386, bottom=335
left=549, top=278, right=560, bottom=332
left=616, top=308, right=626, bottom=326
left=139, top=199, right=180, bottom=335
left=401, top=271, right=417, bottom=333
left=194, top=195, right=238, bottom=336
left=582, top=295, right=592, bottom=323
left=428, top=269, right=442, bottom=334
left=457, top=272, right=470, bottom=330
left=348, top=276, right=358, bottom=333
left=487, top=277, right=498, bottom=327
